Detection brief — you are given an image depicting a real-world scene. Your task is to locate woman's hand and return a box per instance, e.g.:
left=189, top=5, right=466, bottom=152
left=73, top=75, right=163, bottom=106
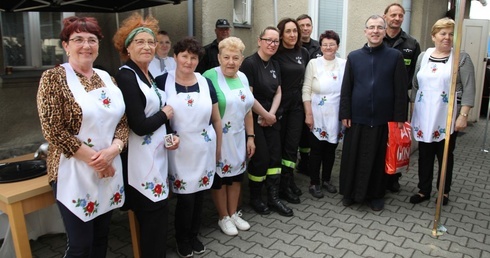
left=216, top=147, right=222, bottom=163
left=260, top=112, right=276, bottom=127
left=305, top=114, right=314, bottom=130
left=97, top=165, right=116, bottom=178
left=455, top=115, right=468, bottom=132
left=342, top=119, right=351, bottom=128
left=166, top=135, right=180, bottom=150
left=162, top=105, right=174, bottom=120
left=246, top=137, right=256, bottom=158
left=88, top=144, right=119, bottom=175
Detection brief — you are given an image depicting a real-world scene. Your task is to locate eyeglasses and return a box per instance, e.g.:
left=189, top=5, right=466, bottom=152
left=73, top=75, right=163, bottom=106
left=260, top=38, right=280, bottom=46
left=366, top=26, right=386, bottom=31
left=69, top=37, right=99, bottom=46
left=321, top=44, right=337, bottom=48
left=133, top=39, right=157, bottom=48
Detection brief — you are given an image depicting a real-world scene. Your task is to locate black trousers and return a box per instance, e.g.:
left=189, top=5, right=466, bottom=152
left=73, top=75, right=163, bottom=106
left=417, top=132, right=458, bottom=196
left=298, top=122, right=311, bottom=154
left=174, top=191, right=204, bottom=244
left=248, top=117, right=282, bottom=181
left=53, top=182, right=112, bottom=258
left=308, top=133, right=338, bottom=185
left=134, top=200, right=169, bottom=258
left=280, top=104, right=304, bottom=173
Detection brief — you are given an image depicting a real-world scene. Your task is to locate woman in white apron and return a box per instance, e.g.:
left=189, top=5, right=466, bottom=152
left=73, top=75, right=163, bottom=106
left=113, top=14, right=179, bottom=258
left=203, top=37, right=255, bottom=236
left=37, top=16, right=128, bottom=257
left=155, top=37, right=222, bottom=258
left=303, top=30, right=346, bottom=199
left=409, top=18, right=475, bottom=206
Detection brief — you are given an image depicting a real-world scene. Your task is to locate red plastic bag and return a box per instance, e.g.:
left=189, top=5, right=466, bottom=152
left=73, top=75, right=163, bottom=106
left=385, top=122, right=411, bottom=174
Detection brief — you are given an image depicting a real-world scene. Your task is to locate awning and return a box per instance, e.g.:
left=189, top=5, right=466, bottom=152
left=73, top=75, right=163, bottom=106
left=0, top=0, right=183, bottom=13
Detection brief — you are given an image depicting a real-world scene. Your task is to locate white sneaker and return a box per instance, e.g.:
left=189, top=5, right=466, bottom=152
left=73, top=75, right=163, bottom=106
left=218, top=216, right=238, bottom=236
left=230, top=211, right=250, bottom=231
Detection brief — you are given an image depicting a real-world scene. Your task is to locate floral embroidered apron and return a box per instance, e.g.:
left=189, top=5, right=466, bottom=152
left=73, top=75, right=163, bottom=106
left=214, top=67, right=254, bottom=177
left=121, top=65, right=169, bottom=202
left=57, top=63, right=125, bottom=222
left=411, top=48, right=456, bottom=143
left=165, top=71, right=216, bottom=193
left=310, top=57, right=345, bottom=143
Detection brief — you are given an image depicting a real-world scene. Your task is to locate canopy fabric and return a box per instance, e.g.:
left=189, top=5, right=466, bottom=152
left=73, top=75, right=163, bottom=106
left=0, top=0, right=182, bottom=13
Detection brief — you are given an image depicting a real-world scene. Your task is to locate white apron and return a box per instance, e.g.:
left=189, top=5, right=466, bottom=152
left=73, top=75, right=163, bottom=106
left=411, top=48, right=456, bottom=143
left=166, top=71, right=216, bottom=193
left=311, top=57, right=345, bottom=143
left=57, top=63, right=125, bottom=222
left=214, top=67, right=254, bottom=177
left=121, top=65, right=169, bottom=202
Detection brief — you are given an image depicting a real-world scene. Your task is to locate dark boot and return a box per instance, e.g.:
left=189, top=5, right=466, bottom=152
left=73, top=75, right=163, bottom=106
left=289, top=172, right=302, bottom=196
left=266, top=175, right=293, bottom=217
left=296, top=151, right=309, bottom=175
left=249, top=181, right=271, bottom=215
left=279, top=172, right=300, bottom=204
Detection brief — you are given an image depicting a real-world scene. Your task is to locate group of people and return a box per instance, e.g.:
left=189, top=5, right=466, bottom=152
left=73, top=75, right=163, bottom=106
left=35, top=2, right=475, bottom=257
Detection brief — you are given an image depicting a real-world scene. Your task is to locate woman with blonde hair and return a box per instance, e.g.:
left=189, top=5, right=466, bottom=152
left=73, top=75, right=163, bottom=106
left=113, top=13, right=179, bottom=257
left=410, top=17, right=475, bottom=206
left=203, top=36, right=255, bottom=236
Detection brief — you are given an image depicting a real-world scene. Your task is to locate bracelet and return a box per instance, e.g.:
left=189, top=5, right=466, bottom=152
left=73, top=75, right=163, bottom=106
left=115, top=143, right=123, bottom=153
left=460, top=112, right=468, bottom=117
left=247, top=134, right=255, bottom=138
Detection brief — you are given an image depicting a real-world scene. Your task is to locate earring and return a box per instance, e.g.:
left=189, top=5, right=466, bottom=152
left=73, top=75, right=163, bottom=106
left=66, top=52, right=70, bottom=57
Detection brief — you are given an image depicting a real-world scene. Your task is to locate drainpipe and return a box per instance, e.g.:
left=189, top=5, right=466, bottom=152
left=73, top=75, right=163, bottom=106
left=273, top=0, right=278, bottom=25
left=402, top=0, right=412, bottom=33
left=188, top=0, right=194, bottom=36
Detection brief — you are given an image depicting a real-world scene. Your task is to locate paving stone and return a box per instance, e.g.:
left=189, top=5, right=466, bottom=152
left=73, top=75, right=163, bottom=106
left=293, top=246, right=332, bottom=258
left=367, top=220, right=399, bottom=236
left=313, top=238, right=344, bottom=254
left=306, top=213, right=334, bottom=227
left=246, top=231, right=276, bottom=248
left=268, top=239, right=301, bottom=256
left=361, top=246, right=395, bottom=258
left=24, top=121, right=490, bottom=258
left=383, top=242, right=415, bottom=257
left=467, top=237, right=490, bottom=251
left=401, top=238, right=437, bottom=256
left=454, top=227, right=486, bottom=243
left=356, top=235, right=387, bottom=251
left=290, top=235, right=322, bottom=252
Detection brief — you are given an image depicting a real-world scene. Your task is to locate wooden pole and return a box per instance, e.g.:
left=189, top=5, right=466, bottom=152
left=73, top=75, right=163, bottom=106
left=432, top=0, right=466, bottom=237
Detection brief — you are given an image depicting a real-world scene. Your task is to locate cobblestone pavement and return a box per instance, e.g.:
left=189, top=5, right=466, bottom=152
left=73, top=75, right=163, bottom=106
left=28, top=120, right=490, bottom=258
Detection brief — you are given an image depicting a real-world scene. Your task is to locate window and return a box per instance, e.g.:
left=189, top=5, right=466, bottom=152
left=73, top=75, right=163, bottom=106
left=316, top=0, right=346, bottom=57
left=1, top=12, right=68, bottom=69
left=233, top=0, right=252, bottom=26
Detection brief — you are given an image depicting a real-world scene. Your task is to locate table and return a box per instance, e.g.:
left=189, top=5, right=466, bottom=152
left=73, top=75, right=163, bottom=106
left=0, top=154, right=55, bottom=258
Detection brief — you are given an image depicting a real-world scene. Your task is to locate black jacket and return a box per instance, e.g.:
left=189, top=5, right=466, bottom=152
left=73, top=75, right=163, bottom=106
left=302, top=38, right=322, bottom=59
left=196, top=39, right=219, bottom=74
left=384, top=30, right=421, bottom=89
left=340, top=43, right=408, bottom=126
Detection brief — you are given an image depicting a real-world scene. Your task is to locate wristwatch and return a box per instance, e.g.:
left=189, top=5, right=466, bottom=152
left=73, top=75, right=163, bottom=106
left=247, top=134, right=255, bottom=138
left=460, top=112, right=468, bottom=117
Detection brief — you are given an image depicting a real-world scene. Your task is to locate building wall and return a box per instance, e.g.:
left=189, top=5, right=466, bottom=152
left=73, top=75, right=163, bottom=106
left=2, top=0, right=478, bottom=159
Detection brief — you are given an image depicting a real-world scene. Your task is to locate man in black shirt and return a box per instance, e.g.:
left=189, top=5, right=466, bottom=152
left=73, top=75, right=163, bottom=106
left=297, top=14, right=322, bottom=59
left=295, top=14, right=321, bottom=177
left=383, top=3, right=421, bottom=193
left=196, top=19, right=231, bottom=73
